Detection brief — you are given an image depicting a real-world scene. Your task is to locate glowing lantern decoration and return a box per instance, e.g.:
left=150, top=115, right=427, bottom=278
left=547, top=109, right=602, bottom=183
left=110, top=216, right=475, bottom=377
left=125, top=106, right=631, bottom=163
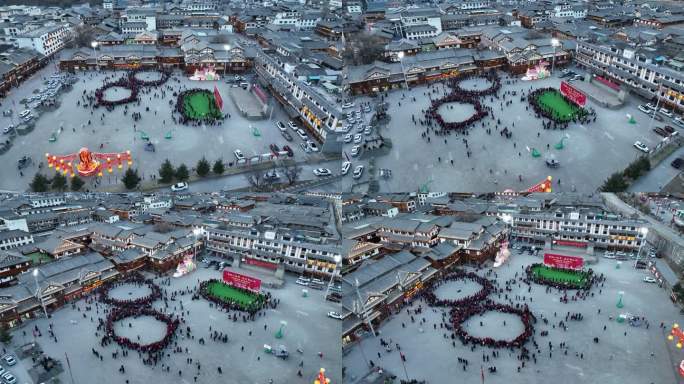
left=669, top=323, right=684, bottom=350
left=313, top=368, right=330, bottom=384
left=526, top=176, right=553, bottom=193
left=46, top=147, right=132, bottom=177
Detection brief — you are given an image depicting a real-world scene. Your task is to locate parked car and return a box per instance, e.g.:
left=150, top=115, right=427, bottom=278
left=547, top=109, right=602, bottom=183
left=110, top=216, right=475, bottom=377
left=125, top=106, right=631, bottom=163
left=295, top=277, right=310, bottom=286
left=2, top=356, right=15, bottom=367
left=19, top=110, right=30, bottom=118
left=364, top=126, right=372, bottom=135
left=288, top=121, right=298, bottom=131
left=275, top=121, right=287, bottom=132
left=341, top=161, right=351, bottom=175
left=353, top=134, right=363, bottom=144
left=351, top=145, right=360, bottom=157
left=341, top=102, right=354, bottom=109
left=344, top=134, right=353, bottom=143
left=646, top=102, right=657, bottom=110
left=269, top=143, right=280, bottom=155
left=671, top=157, right=683, bottom=169
left=633, top=141, right=649, bottom=153
left=327, top=311, right=343, bottom=320
left=282, top=145, right=293, bottom=157
left=326, top=292, right=342, bottom=302
left=653, top=127, right=669, bottom=137
left=660, top=108, right=673, bottom=118
left=674, top=117, right=684, bottom=128
left=638, top=105, right=652, bottom=114
left=313, top=168, right=331, bottom=177
left=643, top=276, right=657, bottom=283
left=300, top=142, right=311, bottom=153
left=234, top=149, right=245, bottom=161
left=171, top=182, right=188, bottom=191
left=296, top=129, right=308, bottom=140
left=1, top=372, right=15, bottom=384
left=352, top=165, right=364, bottom=179
left=307, top=141, right=319, bottom=152
left=3, top=126, right=14, bottom=134
left=264, top=169, right=280, bottom=181
left=663, top=125, right=678, bottom=136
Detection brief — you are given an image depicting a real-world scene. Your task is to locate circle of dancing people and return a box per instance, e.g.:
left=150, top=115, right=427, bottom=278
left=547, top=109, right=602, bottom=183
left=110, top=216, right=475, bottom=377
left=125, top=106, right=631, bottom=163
left=527, top=87, right=597, bottom=129
left=103, top=306, right=180, bottom=354
left=449, top=71, right=502, bottom=98
left=196, top=279, right=275, bottom=319
left=451, top=302, right=536, bottom=349
left=129, top=69, right=171, bottom=87
left=174, top=89, right=225, bottom=126
left=96, top=271, right=162, bottom=308
left=422, top=271, right=494, bottom=308
left=425, top=92, right=488, bottom=133
left=95, top=77, right=139, bottom=108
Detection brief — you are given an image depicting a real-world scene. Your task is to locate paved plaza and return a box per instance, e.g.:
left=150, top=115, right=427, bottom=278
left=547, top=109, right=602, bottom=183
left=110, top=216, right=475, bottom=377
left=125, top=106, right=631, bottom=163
left=343, top=252, right=684, bottom=384
left=6, top=263, right=341, bottom=384
left=0, top=52, right=325, bottom=192
left=342, top=69, right=667, bottom=192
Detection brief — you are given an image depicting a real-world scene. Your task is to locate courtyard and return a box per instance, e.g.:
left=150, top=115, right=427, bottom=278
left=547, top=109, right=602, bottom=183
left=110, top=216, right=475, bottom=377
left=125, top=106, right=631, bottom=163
left=343, top=251, right=684, bottom=384
left=6, top=263, right=342, bottom=384
left=341, top=69, right=668, bottom=192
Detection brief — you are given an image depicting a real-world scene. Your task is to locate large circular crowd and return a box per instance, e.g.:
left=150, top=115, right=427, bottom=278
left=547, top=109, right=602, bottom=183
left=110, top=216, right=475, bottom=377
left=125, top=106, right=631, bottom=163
left=448, top=71, right=502, bottom=97
left=451, top=302, right=535, bottom=349
left=422, top=271, right=494, bottom=307
left=95, top=77, right=139, bottom=108
left=129, top=69, right=171, bottom=87
left=96, top=271, right=162, bottom=307
left=103, top=307, right=180, bottom=354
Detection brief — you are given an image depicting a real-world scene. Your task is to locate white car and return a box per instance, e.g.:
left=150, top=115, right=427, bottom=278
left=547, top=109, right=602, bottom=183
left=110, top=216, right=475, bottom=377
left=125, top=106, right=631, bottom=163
left=351, top=145, right=361, bottom=157
left=288, top=121, right=298, bottom=131
left=353, top=165, right=364, bottom=179
left=364, top=127, right=372, bottom=135
left=19, top=110, right=30, bottom=118
left=327, top=311, right=343, bottom=320
left=660, top=108, right=673, bottom=118
left=2, top=355, right=15, bottom=366
left=234, top=149, right=245, bottom=161
left=1, top=372, right=15, bottom=384
left=643, top=276, right=657, bottom=283
left=353, top=134, right=363, bottom=144
left=307, top=141, right=319, bottom=152
left=638, top=105, right=652, bottom=114
left=342, top=102, right=355, bottom=109
left=296, top=129, right=308, bottom=140
left=275, top=121, right=287, bottom=132
left=313, top=168, right=332, bottom=177
left=344, top=134, right=353, bottom=143
left=295, top=277, right=310, bottom=286
left=341, top=161, right=351, bottom=175
left=171, top=182, right=188, bottom=191
left=674, top=117, right=684, bottom=128
left=633, top=141, right=649, bottom=153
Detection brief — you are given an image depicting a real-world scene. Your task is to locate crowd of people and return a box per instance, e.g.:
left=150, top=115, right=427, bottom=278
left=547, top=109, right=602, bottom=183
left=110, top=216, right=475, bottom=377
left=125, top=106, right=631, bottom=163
left=196, top=279, right=272, bottom=318
left=129, top=69, right=171, bottom=87
left=103, top=307, right=180, bottom=354
left=451, top=302, right=536, bottom=349
left=422, top=271, right=494, bottom=307
left=424, top=93, right=488, bottom=132
left=174, top=89, right=225, bottom=126
left=95, top=77, right=140, bottom=108
left=449, top=71, right=502, bottom=97
left=96, top=272, right=162, bottom=307
left=527, top=87, right=596, bottom=128
left=524, top=263, right=600, bottom=291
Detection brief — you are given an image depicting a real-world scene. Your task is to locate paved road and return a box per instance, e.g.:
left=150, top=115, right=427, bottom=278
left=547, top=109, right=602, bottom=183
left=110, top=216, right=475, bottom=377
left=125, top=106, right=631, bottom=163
left=629, top=146, right=684, bottom=192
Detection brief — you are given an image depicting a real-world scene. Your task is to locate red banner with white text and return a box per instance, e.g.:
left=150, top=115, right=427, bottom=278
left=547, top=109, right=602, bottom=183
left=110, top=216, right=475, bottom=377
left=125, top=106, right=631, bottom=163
left=543, top=253, right=584, bottom=270
left=223, top=270, right=261, bottom=292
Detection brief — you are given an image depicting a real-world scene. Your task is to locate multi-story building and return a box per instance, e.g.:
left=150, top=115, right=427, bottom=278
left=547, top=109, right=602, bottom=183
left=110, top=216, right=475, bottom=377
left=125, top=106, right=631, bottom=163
left=254, top=48, right=343, bottom=144
left=0, top=230, right=33, bottom=251
left=13, top=23, right=71, bottom=57
left=575, top=41, right=684, bottom=113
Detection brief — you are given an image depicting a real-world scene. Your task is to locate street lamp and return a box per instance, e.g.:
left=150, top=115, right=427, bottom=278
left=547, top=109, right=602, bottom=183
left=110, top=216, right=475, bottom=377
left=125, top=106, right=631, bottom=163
left=91, top=41, right=98, bottom=69
left=325, top=254, right=342, bottom=298
left=223, top=44, right=230, bottom=76
left=550, top=38, right=560, bottom=74
left=33, top=269, right=48, bottom=318
left=397, top=51, right=409, bottom=90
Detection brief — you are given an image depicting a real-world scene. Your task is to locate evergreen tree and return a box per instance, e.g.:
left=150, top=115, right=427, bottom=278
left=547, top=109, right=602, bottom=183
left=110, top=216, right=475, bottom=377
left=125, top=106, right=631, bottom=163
left=51, top=173, right=67, bottom=191
left=212, top=159, right=225, bottom=175
left=122, top=168, right=141, bottom=190
left=175, top=163, right=189, bottom=181
left=600, top=172, right=628, bottom=192
left=196, top=157, right=210, bottom=177
left=159, top=159, right=175, bottom=183
left=70, top=176, right=85, bottom=191
left=30, top=173, right=50, bottom=192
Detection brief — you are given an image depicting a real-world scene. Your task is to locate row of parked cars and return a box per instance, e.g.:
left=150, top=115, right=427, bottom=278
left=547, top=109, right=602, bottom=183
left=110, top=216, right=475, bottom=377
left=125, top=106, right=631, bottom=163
left=341, top=161, right=364, bottom=179
left=275, top=120, right=319, bottom=153
left=0, top=354, right=18, bottom=384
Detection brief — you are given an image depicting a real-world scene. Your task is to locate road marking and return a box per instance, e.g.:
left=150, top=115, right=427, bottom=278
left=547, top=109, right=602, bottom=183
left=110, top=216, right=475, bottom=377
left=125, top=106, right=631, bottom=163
left=604, top=132, right=614, bottom=141
left=296, top=310, right=309, bottom=317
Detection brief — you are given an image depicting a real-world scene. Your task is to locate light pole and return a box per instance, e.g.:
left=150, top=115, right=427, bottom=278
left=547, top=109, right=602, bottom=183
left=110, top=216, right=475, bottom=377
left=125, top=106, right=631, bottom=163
left=91, top=41, right=98, bottom=69
left=223, top=44, right=230, bottom=76
left=550, top=38, right=560, bottom=74
left=325, top=254, right=342, bottom=298
left=33, top=269, right=48, bottom=318
left=397, top=51, right=409, bottom=90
